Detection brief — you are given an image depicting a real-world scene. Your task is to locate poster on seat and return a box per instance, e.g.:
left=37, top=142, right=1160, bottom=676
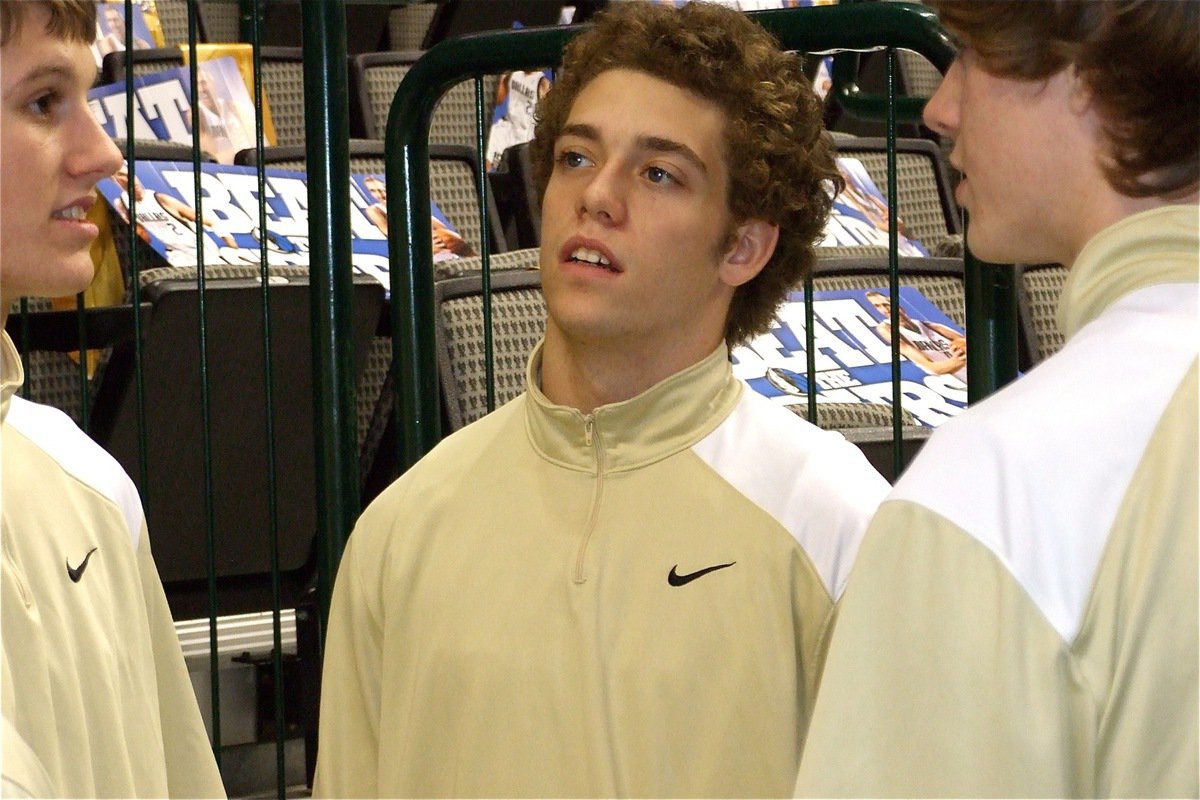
left=94, top=161, right=470, bottom=285
left=732, top=287, right=968, bottom=427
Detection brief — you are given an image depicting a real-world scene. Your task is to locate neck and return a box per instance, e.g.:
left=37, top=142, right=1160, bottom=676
left=1065, top=184, right=1198, bottom=269
left=539, top=322, right=725, bottom=414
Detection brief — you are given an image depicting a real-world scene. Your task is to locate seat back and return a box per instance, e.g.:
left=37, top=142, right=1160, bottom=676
left=257, top=47, right=307, bottom=146
left=354, top=51, right=501, bottom=149
left=198, top=0, right=241, bottom=43
left=87, top=265, right=384, bottom=619
left=388, top=2, right=438, bottom=50
left=102, top=46, right=185, bottom=84
left=832, top=136, right=961, bottom=251
left=234, top=141, right=505, bottom=261
left=434, top=267, right=547, bottom=431
left=1017, top=263, right=1068, bottom=363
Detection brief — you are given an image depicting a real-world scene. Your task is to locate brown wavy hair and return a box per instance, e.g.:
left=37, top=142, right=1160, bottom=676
left=1, top=0, right=96, bottom=46
left=531, top=0, right=841, bottom=347
left=928, top=0, right=1198, bottom=200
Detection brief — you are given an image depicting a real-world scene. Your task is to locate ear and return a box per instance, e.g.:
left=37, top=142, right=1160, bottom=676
left=1066, top=63, right=1093, bottom=117
left=719, top=219, right=779, bottom=288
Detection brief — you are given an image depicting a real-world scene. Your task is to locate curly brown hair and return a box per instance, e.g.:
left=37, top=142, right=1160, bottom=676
left=928, top=0, right=1198, bottom=200
left=530, top=0, right=841, bottom=347
left=1, top=0, right=96, bottom=46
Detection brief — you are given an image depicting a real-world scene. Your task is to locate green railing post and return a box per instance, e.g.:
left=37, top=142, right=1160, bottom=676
left=237, top=0, right=262, bottom=45
left=964, top=244, right=1021, bottom=401
left=302, top=0, right=359, bottom=626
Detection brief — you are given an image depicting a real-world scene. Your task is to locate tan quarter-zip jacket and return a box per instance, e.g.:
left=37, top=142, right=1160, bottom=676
left=314, top=341, right=890, bottom=798
left=797, top=204, right=1200, bottom=798
left=1, top=330, right=225, bottom=798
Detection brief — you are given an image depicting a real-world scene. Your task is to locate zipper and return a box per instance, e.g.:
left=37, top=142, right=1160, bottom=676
left=574, top=414, right=606, bottom=584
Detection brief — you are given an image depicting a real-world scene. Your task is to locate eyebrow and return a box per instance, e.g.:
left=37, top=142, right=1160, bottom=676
left=558, top=122, right=709, bottom=176
left=3, top=63, right=94, bottom=100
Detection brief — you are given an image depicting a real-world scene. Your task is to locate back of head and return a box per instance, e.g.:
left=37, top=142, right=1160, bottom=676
left=928, top=0, right=1199, bottom=200
left=532, top=0, right=841, bottom=346
left=0, top=0, right=95, bottom=47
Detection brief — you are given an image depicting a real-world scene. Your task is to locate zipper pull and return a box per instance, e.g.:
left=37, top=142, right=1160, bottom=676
left=583, top=415, right=594, bottom=447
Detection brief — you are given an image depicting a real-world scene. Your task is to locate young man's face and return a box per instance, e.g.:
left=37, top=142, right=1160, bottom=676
left=539, top=68, right=744, bottom=358
left=196, top=67, right=217, bottom=108
left=923, top=48, right=1101, bottom=266
left=105, top=7, right=125, bottom=39
left=365, top=178, right=386, bottom=204
left=1, top=5, right=123, bottom=304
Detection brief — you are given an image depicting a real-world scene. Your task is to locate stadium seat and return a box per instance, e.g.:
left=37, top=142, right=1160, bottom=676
left=152, top=0, right=243, bottom=45
left=101, top=46, right=312, bottom=148
left=353, top=50, right=502, bottom=150
left=831, top=135, right=962, bottom=255
left=235, top=139, right=506, bottom=258
left=416, top=255, right=959, bottom=481
left=359, top=247, right=541, bottom=501
left=1016, top=262, right=1069, bottom=365
left=234, top=139, right=506, bottom=474
left=434, top=267, right=547, bottom=431
left=388, top=2, right=438, bottom=50
left=801, top=255, right=971, bottom=476
left=87, top=263, right=384, bottom=619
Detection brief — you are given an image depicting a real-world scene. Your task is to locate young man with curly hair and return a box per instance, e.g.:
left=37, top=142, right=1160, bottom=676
left=314, top=2, right=888, bottom=797
left=797, top=1, right=1198, bottom=796
left=1, top=1, right=225, bottom=796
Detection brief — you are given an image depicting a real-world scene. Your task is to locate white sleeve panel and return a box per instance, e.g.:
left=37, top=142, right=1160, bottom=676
left=6, top=397, right=144, bottom=552
left=890, top=282, right=1198, bottom=641
left=691, top=387, right=890, bottom=600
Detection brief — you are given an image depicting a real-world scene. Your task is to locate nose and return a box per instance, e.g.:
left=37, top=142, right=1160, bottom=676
left=68, top=104, right=124, bottom=186
left=922, top=58, right=962, bottom=139
left=578, top=163, right=627, bottom=226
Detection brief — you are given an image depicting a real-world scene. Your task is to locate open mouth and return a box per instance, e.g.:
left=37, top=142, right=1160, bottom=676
left=52, top=206, right=89, bottom=221
left=565, top=244, right=621, bottom=274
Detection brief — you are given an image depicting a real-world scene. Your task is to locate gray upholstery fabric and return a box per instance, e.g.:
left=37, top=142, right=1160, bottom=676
left=439, top=286, right=547, bottom=430
left=361, top=58, right=501, bottom=150
left=260, top=58, right=306, bottom=147
left=388, top=3, right=437, bottom=50
left=6, top=298, right=90, bottom=427
left=1020, top=264, right=1068, bottom=362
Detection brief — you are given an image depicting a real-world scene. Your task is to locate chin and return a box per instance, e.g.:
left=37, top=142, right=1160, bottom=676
left=965, top=232, right=1019, bottom=266
left=19, top=262, right=97, bottom=300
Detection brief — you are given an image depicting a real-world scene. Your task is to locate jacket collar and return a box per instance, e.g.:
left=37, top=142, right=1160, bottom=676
left=1, top=330, right=25, bottom=425
left=524, top=340, right=743, bottom=473
left=1059, top=204, right=1199, bottom=340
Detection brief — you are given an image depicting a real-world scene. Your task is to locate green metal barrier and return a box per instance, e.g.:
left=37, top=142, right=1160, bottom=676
left=384, top=1, right=1019, bottom=484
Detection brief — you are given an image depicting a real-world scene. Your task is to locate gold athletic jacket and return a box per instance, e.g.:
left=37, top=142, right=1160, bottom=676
left=796, top=205, right=1199, bottom=798
left=1, top=331, right=225, bottom=798
left=314, top=342, right=890, bottom=798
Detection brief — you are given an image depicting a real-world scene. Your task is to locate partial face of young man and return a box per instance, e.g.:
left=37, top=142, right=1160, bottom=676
left=0, top=4, right=123, bottom=307
left=923, top=48, right=1106, bottom=267
left=539, top=68, right=773, bottom=374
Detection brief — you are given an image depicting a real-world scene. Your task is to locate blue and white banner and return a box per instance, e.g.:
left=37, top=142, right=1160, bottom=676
left=96, top=161, right=470, bottom=285
left=733, top=287, right=968, bottom=427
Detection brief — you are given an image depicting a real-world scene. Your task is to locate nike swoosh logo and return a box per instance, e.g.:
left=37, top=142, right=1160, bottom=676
left=66, top=547, right=98, bottom=583
left=668, top=561, right=736, bottom=587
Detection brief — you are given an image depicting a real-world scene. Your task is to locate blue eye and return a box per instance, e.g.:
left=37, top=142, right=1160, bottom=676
left=645, top=166, right=675, bottom=185
left=26, top=91, right=58, bottom=118
left=559, top=150, right=591, bottom=169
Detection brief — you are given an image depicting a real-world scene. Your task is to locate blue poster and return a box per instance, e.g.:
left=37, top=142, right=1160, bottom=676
left=96, top=161, right=469, bottom=288
left=732, top=287, right=968, bottom=427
